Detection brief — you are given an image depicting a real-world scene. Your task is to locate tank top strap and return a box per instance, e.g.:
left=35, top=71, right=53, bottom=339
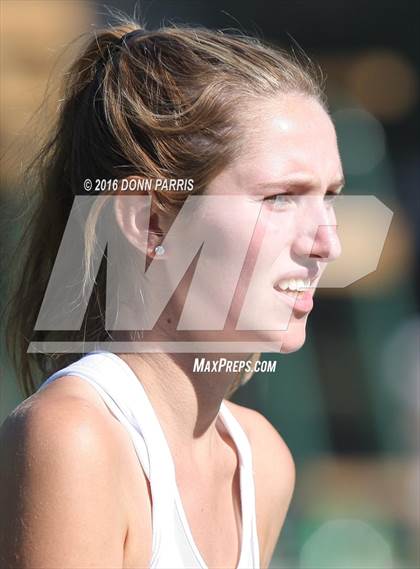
left=218, top=402, right=260, bottom=568
left=37, top=352, right=260, bottom=568
left=219, top=402, right=254, bottom=470
left=38, top=351, right=177, bottom=518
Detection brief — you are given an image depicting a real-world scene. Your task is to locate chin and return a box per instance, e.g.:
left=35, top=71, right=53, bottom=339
left=241, top=314, right=309, bottom=354
left=278, top=320, right=307, bottom=354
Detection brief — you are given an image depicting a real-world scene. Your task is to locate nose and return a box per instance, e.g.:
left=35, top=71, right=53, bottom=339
left=292, top=199, right=342, bottom=262
left=309, top=223, right=341, bottom=261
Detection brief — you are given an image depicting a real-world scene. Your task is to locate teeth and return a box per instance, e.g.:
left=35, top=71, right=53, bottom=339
left=277, top=278, right=311, bottom=292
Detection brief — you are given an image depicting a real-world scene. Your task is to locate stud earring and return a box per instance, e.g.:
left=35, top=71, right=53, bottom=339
left=154, top=245, right=165, bottom=256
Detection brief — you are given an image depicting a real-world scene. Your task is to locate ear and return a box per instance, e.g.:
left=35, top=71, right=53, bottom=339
left=113, top=180, right=167, bottom=259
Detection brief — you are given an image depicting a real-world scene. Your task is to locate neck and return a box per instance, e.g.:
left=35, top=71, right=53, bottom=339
left=118, top=352, right=246, bottom=461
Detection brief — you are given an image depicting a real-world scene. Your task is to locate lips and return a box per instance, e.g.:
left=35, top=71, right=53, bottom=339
left=273, top=269, right=320, bottom=288
left=272, top=269, right=319, bottom=315
left=274, top=287, right=314, bottom=314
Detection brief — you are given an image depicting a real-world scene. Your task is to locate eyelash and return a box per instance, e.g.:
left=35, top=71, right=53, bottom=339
left=264, top=191, right=340, bottom=208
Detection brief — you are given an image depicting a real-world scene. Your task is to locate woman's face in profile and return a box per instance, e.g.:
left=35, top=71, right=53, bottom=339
left=171, top=93, right=344, bottom=353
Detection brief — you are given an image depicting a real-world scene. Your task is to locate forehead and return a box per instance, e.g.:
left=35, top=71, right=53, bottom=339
left=234, top=93, right=342, bottom=185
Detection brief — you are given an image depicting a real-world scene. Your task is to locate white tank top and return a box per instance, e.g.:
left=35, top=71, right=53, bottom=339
left=37, top=351, right=260, bottom=568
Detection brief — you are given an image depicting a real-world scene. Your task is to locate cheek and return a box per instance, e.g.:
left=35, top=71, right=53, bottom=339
left=205, top=199, right=265, bottom=276
left=171, top=201, right=262, bottom=318
left=240, top=208, right=296, bottom=291
left=226, top=209, right=298, bottom=331
left=263, top=210, right=296, bottom=263
left=228, top=206, right=276, bottom=310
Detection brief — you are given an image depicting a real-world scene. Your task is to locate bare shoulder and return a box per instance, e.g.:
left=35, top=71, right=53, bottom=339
left=224, top=400, right=295, bottom=568
left=0, top=377, right=148, bottom=568
left=223, top=400, right=295, bottom=476
left=0, top=375, right=128, bottom=464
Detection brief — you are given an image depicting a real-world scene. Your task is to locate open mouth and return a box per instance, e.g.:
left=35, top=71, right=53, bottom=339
left=273, top=277, right=316, bottom=313
left=274, top=277, right=313, bottom=293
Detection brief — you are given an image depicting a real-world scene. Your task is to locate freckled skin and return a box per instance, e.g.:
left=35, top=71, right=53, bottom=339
left=0, top=93, right=344, bottom=569
left=168, top=93, right=343, bottom=352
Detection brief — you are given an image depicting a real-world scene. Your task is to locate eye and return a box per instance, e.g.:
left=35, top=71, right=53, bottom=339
left=264, top=193, right=297, bottom=210
left=324, top=191, right=340, bottom=206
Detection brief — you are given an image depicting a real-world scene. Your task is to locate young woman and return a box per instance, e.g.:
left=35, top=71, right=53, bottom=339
left=0, top=18, right=343, bottom=569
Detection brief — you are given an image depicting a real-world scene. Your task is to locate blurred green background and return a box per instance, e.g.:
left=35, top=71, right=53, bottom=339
left=1, top=1, right=419, bottom=568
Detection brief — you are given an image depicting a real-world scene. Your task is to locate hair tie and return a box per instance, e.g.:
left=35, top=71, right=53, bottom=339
left=119, top=29, right=149, bottom=46
left=95, top=29, right=150, bottom=79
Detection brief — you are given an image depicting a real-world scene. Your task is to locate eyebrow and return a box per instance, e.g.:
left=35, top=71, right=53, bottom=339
left=255, top=174, right=346, bottom=193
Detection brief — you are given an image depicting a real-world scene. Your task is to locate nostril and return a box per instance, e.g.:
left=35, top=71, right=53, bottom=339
left=308, top=224, right=341, bottom=260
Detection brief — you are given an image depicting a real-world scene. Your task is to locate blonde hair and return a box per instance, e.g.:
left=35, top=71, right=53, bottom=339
left=5, top=15, right=326, bottom=397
